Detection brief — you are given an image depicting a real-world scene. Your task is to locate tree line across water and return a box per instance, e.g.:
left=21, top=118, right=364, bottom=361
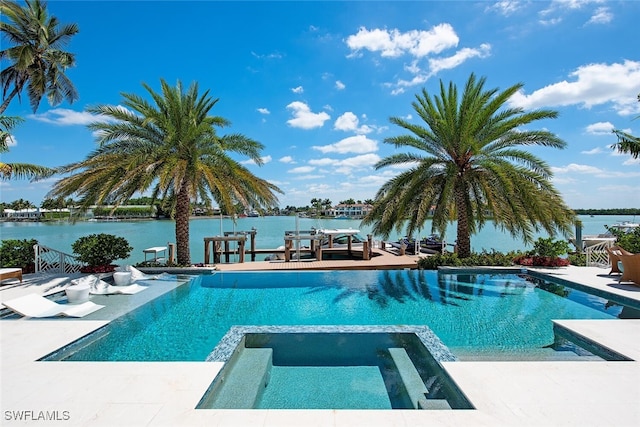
left=2, top=197, right=638, bottom=218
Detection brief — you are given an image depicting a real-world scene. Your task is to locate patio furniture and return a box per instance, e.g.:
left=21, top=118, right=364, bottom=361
left=113, top=271, right=132, bottom=286
left=0, top=268, right=22, bottom=283
left=65, top=283, right=90, bottom=303
left=90, top=283, right=147, bottom=295
left=618, top=253, right=640, bottom=286
left=606, top=246, right=633, bottom=275
left=2, top=293, right=104, bottom=318
left=143, top=246, right=167, bottom=263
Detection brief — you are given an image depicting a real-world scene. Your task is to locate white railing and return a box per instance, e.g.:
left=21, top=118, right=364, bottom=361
left=585, top=240, right=613, bottom=268
left=34, top=244, right=84, bottom=274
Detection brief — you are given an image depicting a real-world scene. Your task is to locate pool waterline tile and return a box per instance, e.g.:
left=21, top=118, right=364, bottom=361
left=206, top=325, right=458, bottom=363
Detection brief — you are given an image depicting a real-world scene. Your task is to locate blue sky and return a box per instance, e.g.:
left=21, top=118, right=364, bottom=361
left=2, top=0, right=639, bottom=209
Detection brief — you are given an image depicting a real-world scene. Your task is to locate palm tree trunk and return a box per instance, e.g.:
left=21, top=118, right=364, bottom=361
left=175, top=185, right=191, bottom=265
left=0, top=86, right=20, bottom=114
left=455, top=185, right=471, bottom=258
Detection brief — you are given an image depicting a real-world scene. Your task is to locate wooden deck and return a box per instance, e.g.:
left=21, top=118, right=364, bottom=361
left=213, top=248, right=422, bottom=271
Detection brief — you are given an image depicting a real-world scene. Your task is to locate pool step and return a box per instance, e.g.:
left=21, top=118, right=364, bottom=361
left=389, top=347, right=452, bottom=410
left=389, top=348, right=429, bottom=409
left=419, top=398, right=452, bottom=410
left=206, top=347, right=273, bottom=409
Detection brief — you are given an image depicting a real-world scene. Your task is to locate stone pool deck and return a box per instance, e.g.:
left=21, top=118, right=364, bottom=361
left=0, top=266, right=639, bottom=426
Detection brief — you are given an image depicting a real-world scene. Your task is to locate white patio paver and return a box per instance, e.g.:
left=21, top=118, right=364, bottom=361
left=1, top=266, right=639, bottom=426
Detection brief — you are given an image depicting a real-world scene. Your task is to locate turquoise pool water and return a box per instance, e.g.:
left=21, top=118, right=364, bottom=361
left=48, top=270, right=638, bottom=361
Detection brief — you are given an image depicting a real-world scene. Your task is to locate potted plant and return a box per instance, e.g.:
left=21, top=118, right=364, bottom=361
left=72, top=233, right=132, bottom=273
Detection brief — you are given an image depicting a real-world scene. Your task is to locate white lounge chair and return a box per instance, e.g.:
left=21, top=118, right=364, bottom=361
left=2, top=293, right=104, bottom=318
left=118, top=266, right=176, bottom=281
left=71, top=275, right=147, bottom=295
left=90, top=282, right=147, bottom=295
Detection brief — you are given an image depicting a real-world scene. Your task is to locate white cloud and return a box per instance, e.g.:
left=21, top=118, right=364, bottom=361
left=581, top=147, right=603, bottom=155
left=509, top=60, right=640, bottom=116
left=539, top=0, right=608, bottom=25
left=291, top=86, right=304, bottom=94
left=585, top=122, right=614, bottom=135
left=286, top=101, right=331, bottom=129
left=551, top=162, right=640, bottom=179
left=345, top=24, right=459, bottom=59
left=623, top=157, right=640, bottom=166
left=392, top=43, right=490, bottom=92
left=551, top=163, right=604, bottom=175
left=307, top=153, right=381, bottom=175
left=486, top=1, right=523, bottom=16
left=339, top=153, right=380, bottom=168
left=29, top=108, right=103, bottom=126
left=308, top=158, right=335, bottom=167
left=333, top=112, right=374, bottom=134
left=428, top=43, right=492, bottom=75
left=313, top=135, right=378, bottom=154
left=539, top=17, right=562, bottom=26
left=552, top=0, right=606, bottom=11
left=293, top=174, right=326, bottom=180
left=587, top=7, right=613, bottom=25
left=289, top=166, right=316, bottom=174
left=279, top=156, right=294, bottom=163
left=5, top=134, right=17, bottom=147
left=241, top=155, right=272, bottom=165
left=335, top=80, right=346, bottom=90
left=251, top=51, right=283, bottom=60
left=539, top=0, right=613, bottom=26
left=257, top=108, right=270, bottom=114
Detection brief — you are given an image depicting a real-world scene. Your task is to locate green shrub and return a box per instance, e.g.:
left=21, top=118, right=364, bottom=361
left=607, top=225, right=640, bottom=253
left=532, top=237, right=571, bottom=258
left=568, top=252, right=586, bottom=266
left=72, top=233, right=132, bottom=267
left=0, top=239, right=37, bottom=272
left=417, top=250, right=526, bottom=270
left=514, top=237, right=571, bottom=267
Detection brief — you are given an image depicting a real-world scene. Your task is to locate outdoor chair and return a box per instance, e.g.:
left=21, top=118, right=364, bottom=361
left=0, top=268, right=22, bottom=284
left=606, top=246, right=633, bottom=275
left=2, top=293, right=104, bottom=318
left=618, top=253, right=640, bottom=287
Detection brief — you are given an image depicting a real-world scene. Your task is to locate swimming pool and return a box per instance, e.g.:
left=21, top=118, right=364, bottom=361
left=44, top=270, right=640, bottom=361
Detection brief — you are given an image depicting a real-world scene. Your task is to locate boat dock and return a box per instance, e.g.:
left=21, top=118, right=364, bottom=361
left=213, top=248, right=421, bottom=271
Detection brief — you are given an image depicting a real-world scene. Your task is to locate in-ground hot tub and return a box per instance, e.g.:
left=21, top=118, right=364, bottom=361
left=197, top=325, right=474, bottom=410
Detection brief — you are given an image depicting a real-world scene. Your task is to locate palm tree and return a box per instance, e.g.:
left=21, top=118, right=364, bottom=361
left=48, top=79, right=282, bottom=265
left=362, top=74, right=575, bottom=258
left=0, top=115, right=53, bottom=179
left=0, top=0, right=79, bottom=114
left=611, top=93, right=639, bottom=159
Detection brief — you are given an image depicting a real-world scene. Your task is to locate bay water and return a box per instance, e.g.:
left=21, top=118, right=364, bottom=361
left=0, top=215, right=635, bottom=265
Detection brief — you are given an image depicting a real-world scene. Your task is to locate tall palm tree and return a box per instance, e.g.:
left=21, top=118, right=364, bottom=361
left=0, top=0, right=79, bottom=114
left=48, top=79, right=282, bottom=265
left=362, top=74, right=575, bottom=258
left=0, top=114, right=53, bottom=179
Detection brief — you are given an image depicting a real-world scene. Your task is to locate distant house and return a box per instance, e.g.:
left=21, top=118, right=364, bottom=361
left=326, top=203, right=373, bottom=219
left=1, top=208, right=71, bottom=221
left=1, top=208, right=42, bottom=220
